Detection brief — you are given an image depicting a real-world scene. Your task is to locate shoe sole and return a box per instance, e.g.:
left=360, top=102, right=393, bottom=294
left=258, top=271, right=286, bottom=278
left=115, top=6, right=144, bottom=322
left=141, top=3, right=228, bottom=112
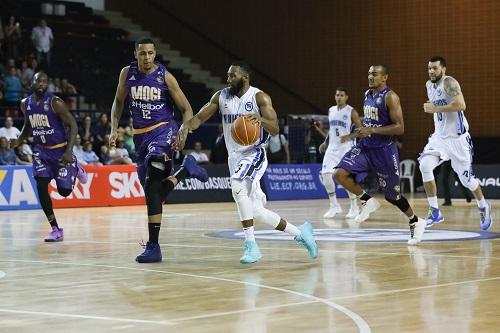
left=426, top=218, right=444, bottom=228
left=44, top=239, right=63, bottom=242
left=136, top=258, right=162, bottom=263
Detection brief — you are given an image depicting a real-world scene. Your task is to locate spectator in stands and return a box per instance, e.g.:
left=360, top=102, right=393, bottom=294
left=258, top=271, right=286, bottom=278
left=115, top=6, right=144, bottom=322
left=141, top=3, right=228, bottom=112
left=304, top=119, right=326, bottom=163
left=79, top=115, right=95, bottom=143
left=94, top=112, right=111, bottom=152
left=4, top=16, right=21, bottom=60
left=14, top=142, right=32, bottom=165
left=81, top=141, right=102, bottom=165
left=61, top=78, right=77, bottom=94
left=123, top=117, right=135, bottom=157
left=267, top=132, right=290, bottom=164
left=190, top=141, right=209, bottom=164
left=107, top=138, right=133, bottom=165
left=4, top=67, right=22, bottom=109
left=72, top=134, right=86, bottom=164
left=0, top=136, right=17, bottom=165
left=0, top=116, right=21, bottom=140
left=210, top=124, right=228, bottom=164
left=30, top=58, right=39, bottom=73
left=18, top=60, right=35, bottom=92
left=31, top=19, right=54, bottom=71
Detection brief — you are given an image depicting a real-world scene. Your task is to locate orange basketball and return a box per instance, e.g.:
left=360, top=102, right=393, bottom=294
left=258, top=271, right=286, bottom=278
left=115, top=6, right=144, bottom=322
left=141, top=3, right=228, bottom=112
left=231, top=116, right=260, bottom=146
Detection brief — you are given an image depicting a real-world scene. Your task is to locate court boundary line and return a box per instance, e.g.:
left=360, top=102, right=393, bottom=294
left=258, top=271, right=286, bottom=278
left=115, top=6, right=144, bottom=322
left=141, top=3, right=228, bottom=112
left=0, top=259, right=371, bottom=333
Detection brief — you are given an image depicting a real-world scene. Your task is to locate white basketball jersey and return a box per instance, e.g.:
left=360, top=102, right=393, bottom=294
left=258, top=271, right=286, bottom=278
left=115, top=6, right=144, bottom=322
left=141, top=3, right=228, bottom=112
left=327, top=104, right=354, bottom=149
left=219, top=86, right=269, bottom=153
left=426, top=75, right=469, bottom=138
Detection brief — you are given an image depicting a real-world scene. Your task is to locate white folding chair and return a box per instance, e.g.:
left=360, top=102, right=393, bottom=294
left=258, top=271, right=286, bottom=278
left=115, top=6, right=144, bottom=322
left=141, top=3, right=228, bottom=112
left=400, top=159, right=416, bottom=193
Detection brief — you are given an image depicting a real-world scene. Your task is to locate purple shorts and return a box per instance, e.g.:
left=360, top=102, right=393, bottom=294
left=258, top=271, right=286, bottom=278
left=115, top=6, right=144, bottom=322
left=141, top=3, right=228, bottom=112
left=32, top=146, right=78, bottom=191
left=134, top=122, right=178, bottom=186
left=336, top=143, right=401, bottom=199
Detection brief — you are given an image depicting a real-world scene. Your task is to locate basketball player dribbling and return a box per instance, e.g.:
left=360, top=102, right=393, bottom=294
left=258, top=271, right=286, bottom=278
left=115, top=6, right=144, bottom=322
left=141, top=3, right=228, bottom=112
left=10, top=72, right=88, bottom=242
left=319, top=88, right=361, bottom=219
left=419, top=56, right=492, bottom=230
left=110, top=37, right=208, bottom=263
left=174, top=61, right=318, bottom=264
left=334, top=65, right=426, bottom=245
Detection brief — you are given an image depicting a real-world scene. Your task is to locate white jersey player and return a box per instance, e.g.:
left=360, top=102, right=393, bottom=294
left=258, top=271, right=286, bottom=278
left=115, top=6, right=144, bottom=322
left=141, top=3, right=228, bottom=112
left=419, top=56, right=492, bottom=230
left=174, top=61, right=318, bottom=264
left=319, top=88, right=362, bottom=219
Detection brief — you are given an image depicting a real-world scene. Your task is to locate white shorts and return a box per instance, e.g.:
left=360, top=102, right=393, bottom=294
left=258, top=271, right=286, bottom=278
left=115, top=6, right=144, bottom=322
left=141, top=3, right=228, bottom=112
left=322, top=146, right=351, bottom=174
left=419, top=132, right=474, bottom=174
left=228, top=147, right=268, bottom=209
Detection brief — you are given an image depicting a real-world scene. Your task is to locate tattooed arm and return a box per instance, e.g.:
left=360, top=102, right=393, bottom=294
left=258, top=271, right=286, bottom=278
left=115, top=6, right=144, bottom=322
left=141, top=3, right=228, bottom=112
left=423, top=77, right=466, bottom=113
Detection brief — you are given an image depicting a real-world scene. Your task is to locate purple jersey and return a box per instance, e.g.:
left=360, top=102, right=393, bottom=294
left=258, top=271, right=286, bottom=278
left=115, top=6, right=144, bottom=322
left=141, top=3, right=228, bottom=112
left=25, top=92, right=67, bottom=147
left=125, top=61, right=174, bottom=129
left=360, top=87, right=394, bottom=148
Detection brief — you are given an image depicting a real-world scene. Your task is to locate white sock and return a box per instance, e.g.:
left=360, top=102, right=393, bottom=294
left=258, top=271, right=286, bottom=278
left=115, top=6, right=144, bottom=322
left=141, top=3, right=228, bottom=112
left=329, top=193, right=339, bottom=207
left=243, top=226, right=255, bottom=241
left=477, top=198, right=487, bottom=209
left=428, top=196, right=438, bottom=208
left=284, top=222, right=301, bottom=237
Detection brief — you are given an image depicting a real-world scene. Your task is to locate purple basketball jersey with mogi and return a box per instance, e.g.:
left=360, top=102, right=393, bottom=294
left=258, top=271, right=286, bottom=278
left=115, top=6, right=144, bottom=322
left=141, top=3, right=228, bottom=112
left=125, top=61, right=174, bottom=129
left=360, top=87, right=394, bottom=148
left=25, top=92, right=67, bottom=146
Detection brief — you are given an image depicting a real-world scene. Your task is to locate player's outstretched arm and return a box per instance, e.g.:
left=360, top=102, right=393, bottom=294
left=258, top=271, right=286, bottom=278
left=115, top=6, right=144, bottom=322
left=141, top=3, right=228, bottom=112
left=11, top=99, right=31, bottom=148
left=166, top=72, right=193, bottom=124
left=52, top=96, right=78, bottom=164
left=173, top=91, right=221, bottom=151
left=110, top=66, right=129, bottom=148
left=249, top=92, right=279, bottom=136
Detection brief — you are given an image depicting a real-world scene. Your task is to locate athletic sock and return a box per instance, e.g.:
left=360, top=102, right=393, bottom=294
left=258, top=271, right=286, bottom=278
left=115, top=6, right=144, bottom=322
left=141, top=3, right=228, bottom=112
left=243, top=226, right=255, bottom=241
left=428, top=196, right=438, bottom=208
left=148, top=223, right=161, bottom=243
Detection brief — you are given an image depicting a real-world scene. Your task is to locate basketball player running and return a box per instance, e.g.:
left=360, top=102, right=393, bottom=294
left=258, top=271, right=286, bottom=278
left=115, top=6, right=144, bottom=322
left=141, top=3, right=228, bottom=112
left=319, top=88, right=361, bottom=219
left=419, top=56, right=492, bottom=230
left=10, top=72, right=87, bottom=242
left=110, top=37, right=208, bottom=263
left=174, top=61, right=318, bottom=264
left=334, top=65, right=426, bottom=245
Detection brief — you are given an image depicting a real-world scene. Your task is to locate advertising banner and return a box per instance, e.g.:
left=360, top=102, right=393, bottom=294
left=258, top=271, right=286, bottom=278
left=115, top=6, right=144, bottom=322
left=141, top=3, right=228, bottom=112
left=261, top=164, right=347, bottom=200
left=437, top=164, right=500, bottom=199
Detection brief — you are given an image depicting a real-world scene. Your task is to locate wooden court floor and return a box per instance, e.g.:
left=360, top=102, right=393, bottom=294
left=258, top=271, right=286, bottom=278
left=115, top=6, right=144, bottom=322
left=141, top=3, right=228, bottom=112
left=0, top=196, right=499, bottom=332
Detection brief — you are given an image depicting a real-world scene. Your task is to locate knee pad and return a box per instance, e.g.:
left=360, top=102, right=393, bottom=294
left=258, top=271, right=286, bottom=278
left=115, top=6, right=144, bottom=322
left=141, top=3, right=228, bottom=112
left=419, top=155, right=440, bottom=182
left=253, top=206, right=281, bottom=228
left=385, top=196, right=410, bottom=212
left=231, top=179, right=253, bottom=221
left=322, top=172, right=335, bottom=194
left=58, top=188, right=73, bottom=197
left=457, top=170, right=480, bottom=191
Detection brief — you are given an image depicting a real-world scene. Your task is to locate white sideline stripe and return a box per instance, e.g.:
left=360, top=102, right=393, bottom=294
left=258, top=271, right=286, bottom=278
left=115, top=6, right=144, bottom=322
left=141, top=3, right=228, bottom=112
left=0, top=259, right=371, bottom=333
left=0, top=308, right=173, bottom=325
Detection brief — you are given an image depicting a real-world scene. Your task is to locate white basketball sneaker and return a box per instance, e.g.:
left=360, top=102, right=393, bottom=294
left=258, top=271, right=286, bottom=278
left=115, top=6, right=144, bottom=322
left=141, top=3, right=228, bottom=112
left=346, top=205, right=360, bottom=219
left=408, top=218, right=426, bottom=245
left=323, top=205, right=342, bottom=218
left=354, top=198, right=381, bottom=223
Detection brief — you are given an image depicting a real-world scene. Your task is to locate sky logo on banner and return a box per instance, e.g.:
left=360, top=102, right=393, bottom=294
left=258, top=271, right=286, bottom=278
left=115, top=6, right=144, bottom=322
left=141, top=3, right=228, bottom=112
left=207, top=228, right=499, bottom=242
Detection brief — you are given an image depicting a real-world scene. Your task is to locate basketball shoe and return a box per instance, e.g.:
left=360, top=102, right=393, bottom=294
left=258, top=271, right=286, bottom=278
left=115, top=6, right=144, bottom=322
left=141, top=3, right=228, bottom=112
left=323, top=205, right=342, bottom=218
left=425, top=207, right=444, bottom=227
left=295, top=222, right=318, bottom=259
left=408, top=218, right=426, bottom=245
left=181, top=155, right=208, bottom=182
left=136, top=241, right=162, bottom=263
left=45, top=227, right=64, bottom=242
left=479, top=202, right=493, bottom=231
left=354, top=198, right=381, bottom=223
left=240, top=240, right=262, bottom=264
left=76, top=162, right=88, bottom=184
left=346, top=205, right=360, bottom=219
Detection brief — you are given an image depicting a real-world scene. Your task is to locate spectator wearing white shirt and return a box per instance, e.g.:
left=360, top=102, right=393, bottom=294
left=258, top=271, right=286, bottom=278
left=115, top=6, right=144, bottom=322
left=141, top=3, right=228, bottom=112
left=0, top=117, right=21, bottom=140
left=31, top=19, right=54, bottom=70
left=72, top=134, right=86, bottom=164
left=190, top=141, right=209, bottom=164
